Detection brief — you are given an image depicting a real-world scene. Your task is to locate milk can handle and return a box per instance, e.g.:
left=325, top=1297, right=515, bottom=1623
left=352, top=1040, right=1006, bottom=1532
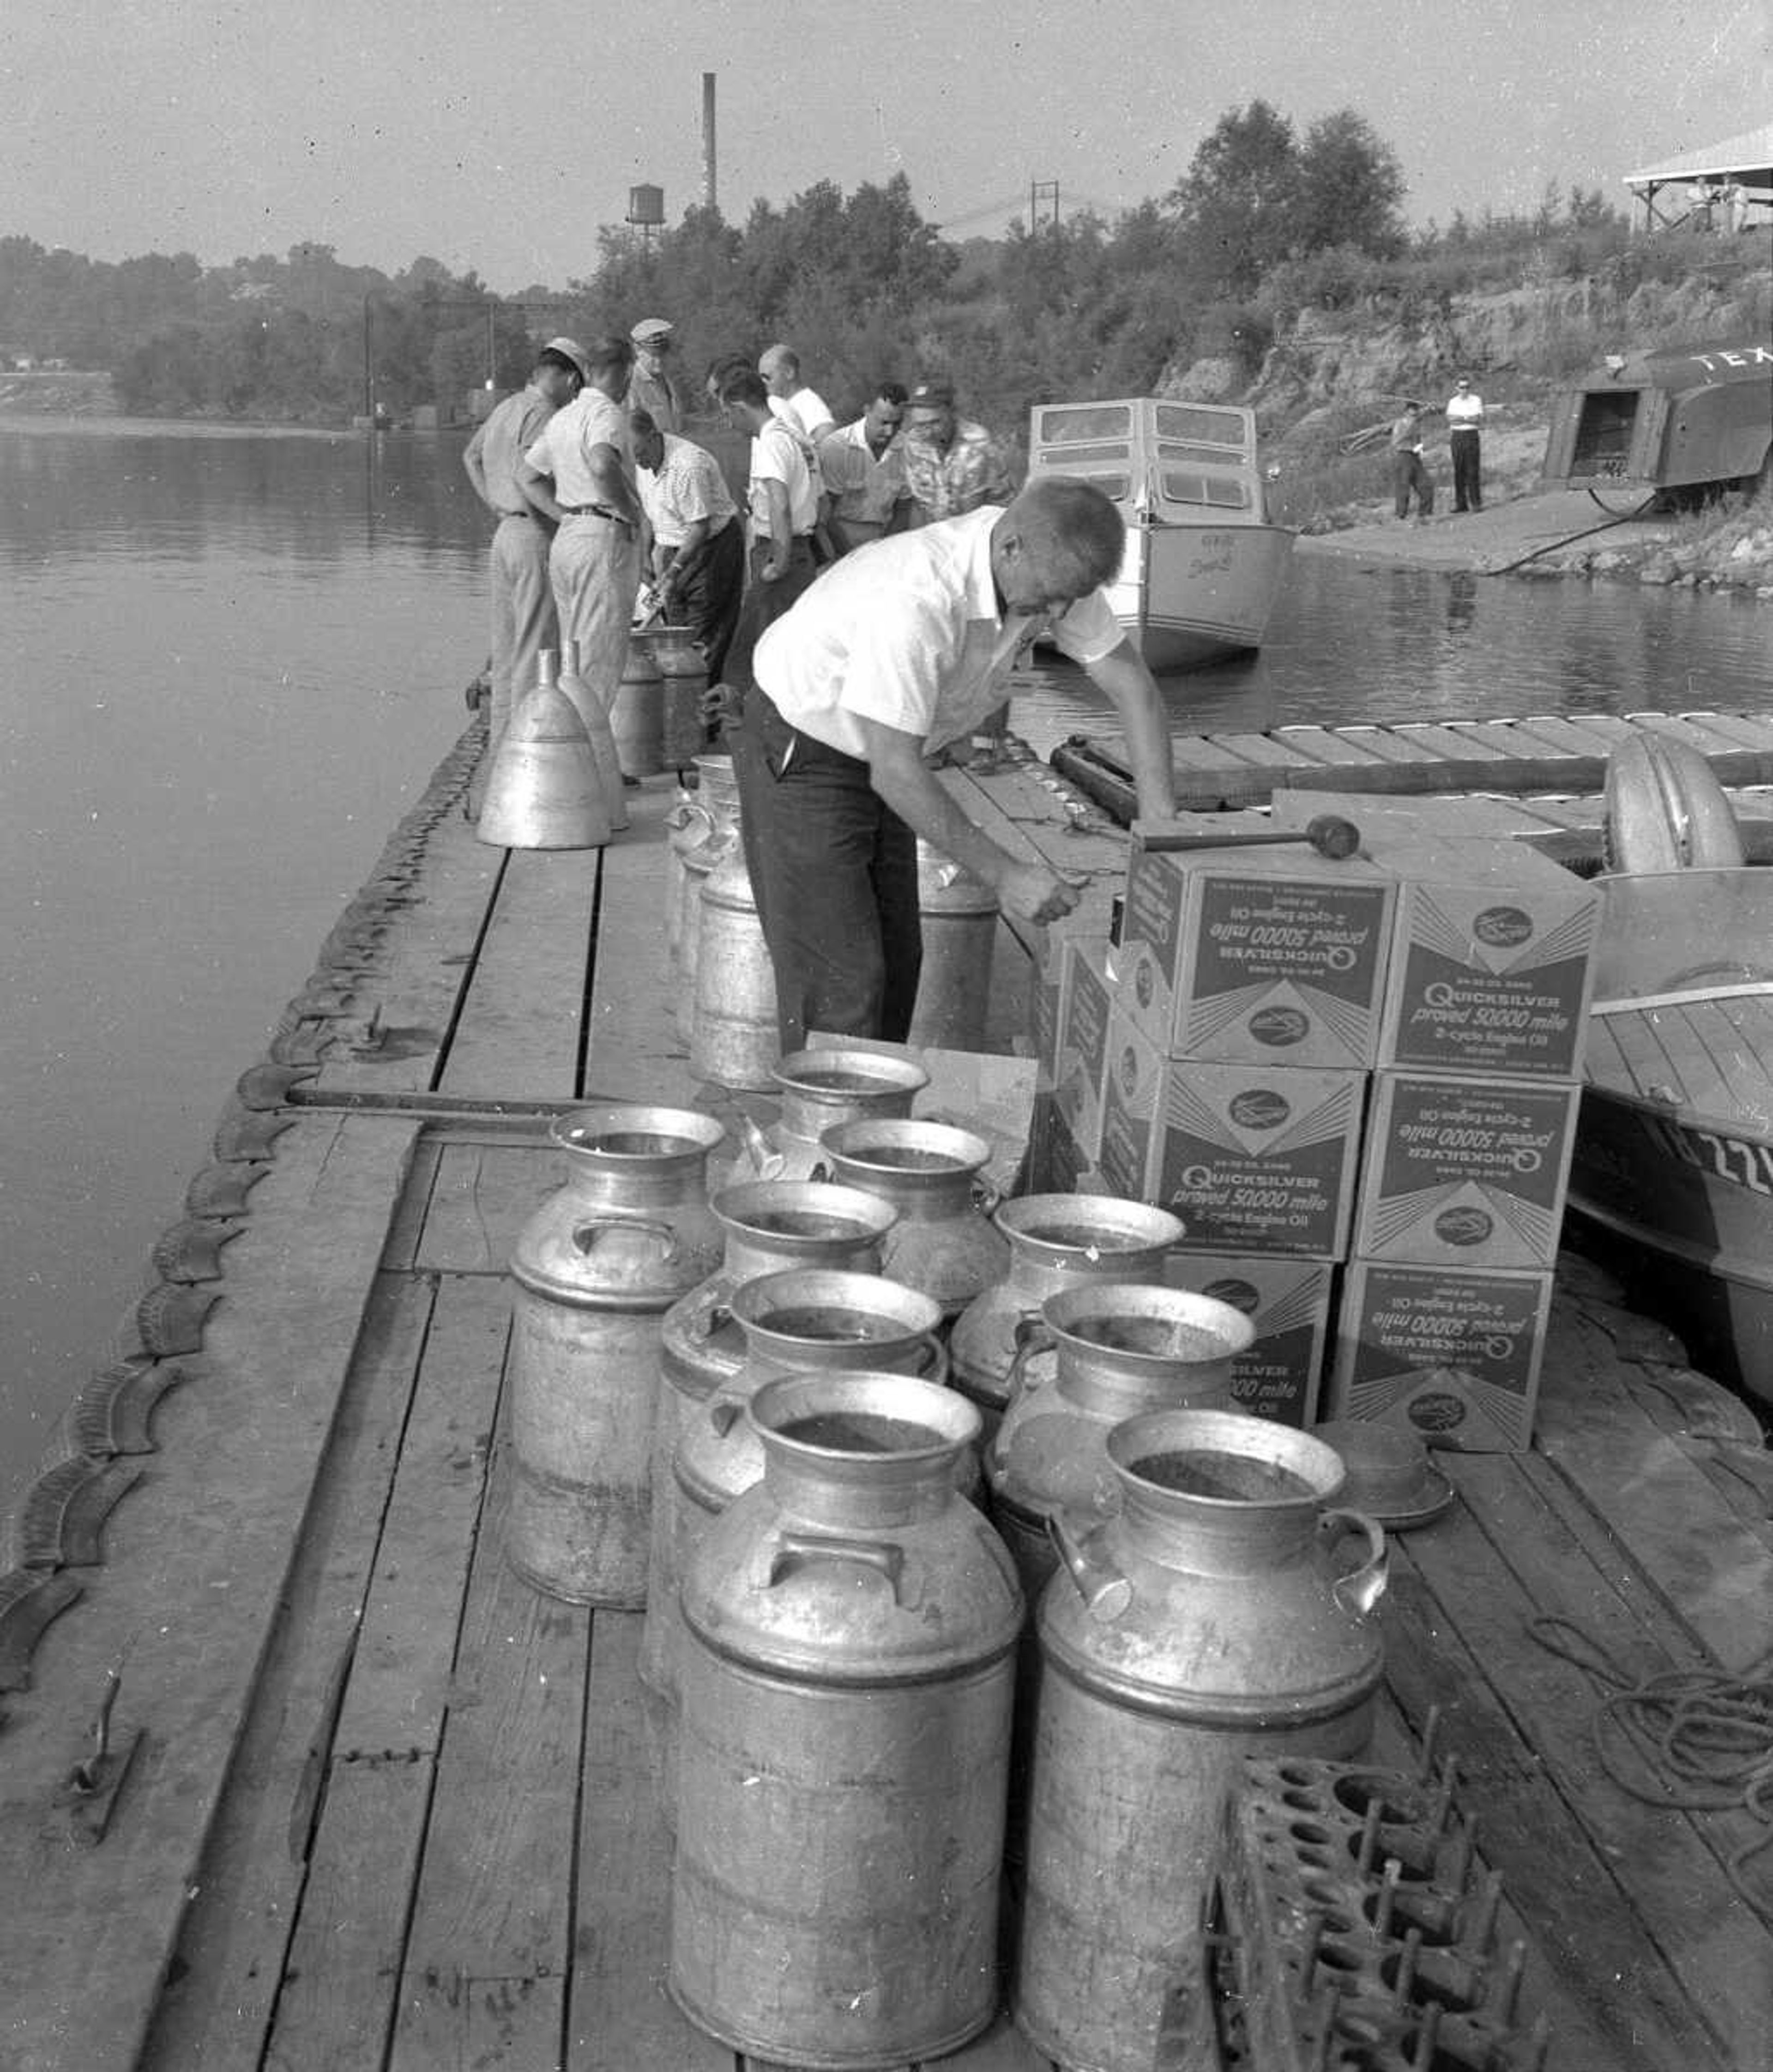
left=913, top=1330, right=949, bottom=1383
left=1320, top=1508, right=1389, bottom=1619
left=1005, top=1317, right=1054, bottom=1404
left=573, top=1214, right=680, bottom=1261
left=971, top=1176, right=1003, bottom=1217
left=808, top=1159, right=831, bottom=1184
left=766, top=1531, right=911, bottom=1606
left=1048, top=1514, right=1133, bottom=1623
left=708, top=1397, right=743, bottom=1438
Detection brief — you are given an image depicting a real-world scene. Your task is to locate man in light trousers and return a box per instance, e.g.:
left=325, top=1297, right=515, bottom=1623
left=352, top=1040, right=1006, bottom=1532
left=518, top=334, right=645, bottom=791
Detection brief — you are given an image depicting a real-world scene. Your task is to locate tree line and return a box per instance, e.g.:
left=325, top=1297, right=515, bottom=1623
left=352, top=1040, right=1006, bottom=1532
left=0, top=102, right=1640, bottom=438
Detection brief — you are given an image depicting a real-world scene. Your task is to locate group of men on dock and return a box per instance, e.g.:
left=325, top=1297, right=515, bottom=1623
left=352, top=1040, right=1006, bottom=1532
left=464, top=324, right=1176, bottom=1058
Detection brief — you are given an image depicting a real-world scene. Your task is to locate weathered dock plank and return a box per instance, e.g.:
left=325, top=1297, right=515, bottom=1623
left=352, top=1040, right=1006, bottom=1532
left=439, top=846, right=601, bottom=1101
left=1380, top=1565, right=1722, bottom=2072
left=388, top=1426, right=589, bottom=2072
left=0, top=1113, right=419, bottom=2072
left=583, top=789, right=705, bottom=1107
left=138, top=1267, right=440, bottom=2072
left=1413, top=1459, right=1773, bottom=2066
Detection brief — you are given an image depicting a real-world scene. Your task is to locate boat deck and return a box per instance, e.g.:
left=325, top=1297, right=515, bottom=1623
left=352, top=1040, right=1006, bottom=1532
left=2, top=723, right=1772, bottom=2072
left=1054, top=709, right=1773, bottom=825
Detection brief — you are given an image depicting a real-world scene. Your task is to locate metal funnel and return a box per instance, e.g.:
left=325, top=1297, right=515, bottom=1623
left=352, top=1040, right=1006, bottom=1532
left=477, top=682, right=613, bottom=849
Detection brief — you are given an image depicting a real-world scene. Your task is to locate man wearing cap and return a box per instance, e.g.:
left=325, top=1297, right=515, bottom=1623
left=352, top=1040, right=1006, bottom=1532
left=461, top=338, right=587, bottom=747
left=819, top=383, right=914, bottom=554
left=899, top=375, right=1013, bottom=524
left=629, top=318, right=684, bottom=435
left=759, top=343, right=835, bottom=444
left=729, top=476, right=1176, bottom=1053
left=1444, top=375, right=1484, bottom=513
left=631, top=406, right=745, bottom=683
left=1388, top=400, right=1434, bottom=521
left=518, top=335, right=645, bottom=796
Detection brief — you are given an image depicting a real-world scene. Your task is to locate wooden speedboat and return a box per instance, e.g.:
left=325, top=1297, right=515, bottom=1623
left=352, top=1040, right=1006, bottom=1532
left=1024, top=397, right=1295, bottom=670
left=1566, top=735, right=1773, bottom=1401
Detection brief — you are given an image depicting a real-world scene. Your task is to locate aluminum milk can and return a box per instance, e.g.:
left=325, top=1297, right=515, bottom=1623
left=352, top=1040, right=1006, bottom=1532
left=1014, top=1408, right=1388, bottom=2072
left=610, top=634, right=665, bottom=779
left=633, top=621, right=707, bottom=774
left=815, top=1117, right=1010, bottom=1320
left=691, top=841, right=779, bottom=1091
left=672, top=753, right=740, bottom=1039
left=649, top=1267, right=948, bottom=1718
left=639, top=1180, right=900, bottom=1696
left=949, top=1193, right=1186, bottom=1430
left=670, top=1371, right=1023, bottom=2067
left=506, top=1104, right=725, bottom=1604
left=987, top=1280, right=1253, bottom=1599
left=907, top=840, right=999, bottom=1051
left=764, top=1044, right=930, bottom=1180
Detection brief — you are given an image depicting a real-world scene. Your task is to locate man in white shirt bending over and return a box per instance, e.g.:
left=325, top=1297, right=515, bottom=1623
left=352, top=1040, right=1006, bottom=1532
left=729, top=477, right=1177, bottom=1053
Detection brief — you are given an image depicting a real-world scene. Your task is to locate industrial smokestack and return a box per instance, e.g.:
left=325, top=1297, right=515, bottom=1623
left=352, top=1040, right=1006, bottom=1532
left=702, top=72, right=717, bottom=212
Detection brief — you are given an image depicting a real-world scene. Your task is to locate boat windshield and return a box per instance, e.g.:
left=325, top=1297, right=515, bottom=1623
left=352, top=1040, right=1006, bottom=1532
left=1153, top=403, right=1251, bottom=451
left=1033, top=404, right=1134, bottom=443
left=1593, top=869, right=1773, bottom=1003
left=1160, top=471, right=1253, bottom=510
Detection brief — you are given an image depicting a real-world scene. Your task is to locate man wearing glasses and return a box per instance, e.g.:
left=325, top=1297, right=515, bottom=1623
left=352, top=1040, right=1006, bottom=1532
left=818, top=383, right=915, bottom=555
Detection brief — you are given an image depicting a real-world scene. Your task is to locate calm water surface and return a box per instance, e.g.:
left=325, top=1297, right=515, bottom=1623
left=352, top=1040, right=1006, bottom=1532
left=2, top=419, right=1769, bottom=1509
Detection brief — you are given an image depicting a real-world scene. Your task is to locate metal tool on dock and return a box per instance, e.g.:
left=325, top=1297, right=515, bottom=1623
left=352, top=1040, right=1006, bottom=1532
left=1138, top=811, right=1364, bottom=860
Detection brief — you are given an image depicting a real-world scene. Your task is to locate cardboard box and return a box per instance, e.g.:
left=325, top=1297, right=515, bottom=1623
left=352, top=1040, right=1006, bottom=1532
left=1025, top=1089, right=1090, bottom=1195
left=1163, top=1250, right=1335, bottom=1427
left=1097, top=1009, right=1366, bottom=1256
left=1324, top=1261, right=1555, bottom=1451
left=1053, top=938, right=1113, bottom=1160
left=1369, top=837, right=1599, bottom=1080
left=1115, top=845, right=1394, bottom=1068
left=1352, top=1072, right=1581, bottom=1270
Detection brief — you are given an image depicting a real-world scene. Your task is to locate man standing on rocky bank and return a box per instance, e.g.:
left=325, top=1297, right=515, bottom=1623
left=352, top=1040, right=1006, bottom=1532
left=728, top=477, right=1176, bottom=1054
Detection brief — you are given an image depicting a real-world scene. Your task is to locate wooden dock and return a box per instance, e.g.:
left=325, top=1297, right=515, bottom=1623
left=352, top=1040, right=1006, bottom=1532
left=1, top=720, right=1770, bottom=2072
left=1052, top=708, right=1773, bottom=828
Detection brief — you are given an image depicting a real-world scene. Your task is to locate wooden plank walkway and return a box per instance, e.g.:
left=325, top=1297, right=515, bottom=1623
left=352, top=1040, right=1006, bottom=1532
left=1049, top=707, right=1773, bottom=818
left=1, top=719, right=1769, bottom=2071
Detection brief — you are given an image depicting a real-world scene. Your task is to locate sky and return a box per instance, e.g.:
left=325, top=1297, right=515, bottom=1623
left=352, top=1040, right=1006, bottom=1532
left=3, top=0, right=1767, bottom=290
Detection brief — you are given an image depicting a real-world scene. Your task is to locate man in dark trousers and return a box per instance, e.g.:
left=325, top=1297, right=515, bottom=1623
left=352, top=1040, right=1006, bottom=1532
left=1388, top=399, right=1434, bottom=521
left=729, top=476, right=1176, bottom=1053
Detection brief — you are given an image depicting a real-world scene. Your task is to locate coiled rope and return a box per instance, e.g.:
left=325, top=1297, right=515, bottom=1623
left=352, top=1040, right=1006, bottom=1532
left=1529, top=1613, right=1773, bottom=1921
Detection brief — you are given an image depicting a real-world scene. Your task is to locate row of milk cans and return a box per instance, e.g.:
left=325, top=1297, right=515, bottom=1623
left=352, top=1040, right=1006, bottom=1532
left=501, top=1061, right=1390, bottom=2071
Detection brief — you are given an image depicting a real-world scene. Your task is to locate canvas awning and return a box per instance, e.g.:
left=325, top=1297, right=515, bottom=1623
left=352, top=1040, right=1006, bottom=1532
left=1623, top=122, right=1773, bottom=229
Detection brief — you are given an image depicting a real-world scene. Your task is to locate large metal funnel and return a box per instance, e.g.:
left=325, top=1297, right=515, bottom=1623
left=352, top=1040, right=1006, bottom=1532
left=477, top=682, right=613, bottom=849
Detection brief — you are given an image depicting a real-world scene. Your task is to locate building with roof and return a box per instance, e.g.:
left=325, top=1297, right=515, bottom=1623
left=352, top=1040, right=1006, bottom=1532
left=1623, top=121, right=1773, bottom=232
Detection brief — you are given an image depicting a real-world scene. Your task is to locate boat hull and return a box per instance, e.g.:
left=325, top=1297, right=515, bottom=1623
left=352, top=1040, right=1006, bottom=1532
left=1568, top=1081, right=1773, bottom=1401
left=1112, top=521, right=1295, bottom=671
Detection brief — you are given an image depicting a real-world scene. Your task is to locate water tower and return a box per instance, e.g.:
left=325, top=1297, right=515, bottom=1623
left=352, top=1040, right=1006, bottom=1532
left=627, top=183, right=665, bottom=249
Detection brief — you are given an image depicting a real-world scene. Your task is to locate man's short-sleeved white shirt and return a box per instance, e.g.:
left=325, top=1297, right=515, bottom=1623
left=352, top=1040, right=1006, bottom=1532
left=638, top=433, right=737, bottom=546
left=754, top=506, right=1122, bottom=758
left=748, top=416, right=820, bottom=538
left=524, top=389, right=631, bottom=509
left=770, top=389, right=834, bottom=441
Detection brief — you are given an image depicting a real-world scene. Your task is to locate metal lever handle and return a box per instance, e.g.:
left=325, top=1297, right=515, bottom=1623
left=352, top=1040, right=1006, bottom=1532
left=1049, top=1514, right=1133, bottom=1622
left=1321, top=1507, right=1389, bottom=1618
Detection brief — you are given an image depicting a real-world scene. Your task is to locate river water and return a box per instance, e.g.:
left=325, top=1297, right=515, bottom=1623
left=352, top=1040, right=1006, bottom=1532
left=2, top=417, right=1769, bottom=1511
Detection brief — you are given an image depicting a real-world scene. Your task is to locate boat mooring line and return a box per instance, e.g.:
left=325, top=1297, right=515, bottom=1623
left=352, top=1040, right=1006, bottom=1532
left=573, top=848, right=607, bottom=1101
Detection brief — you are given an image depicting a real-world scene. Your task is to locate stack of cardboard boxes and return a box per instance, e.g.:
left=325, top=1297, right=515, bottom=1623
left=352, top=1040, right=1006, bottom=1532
left=1026, top=815, right=1599, bottom=1449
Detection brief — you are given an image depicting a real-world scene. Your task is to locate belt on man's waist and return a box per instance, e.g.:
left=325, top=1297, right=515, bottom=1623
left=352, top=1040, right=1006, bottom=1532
left=561, top=504, right=627, bottom=521
left=497, top=508, right=531, bottom=518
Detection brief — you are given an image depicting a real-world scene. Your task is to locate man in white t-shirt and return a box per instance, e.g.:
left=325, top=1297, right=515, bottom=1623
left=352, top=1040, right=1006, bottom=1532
left=759, top=343, right=835, bottom=443
left=720, top=367, right=823, bottom=686
left=517, top=334, right=645, bottom=776
left=1445, top=375, right=1485, bottom=513
left=730, top=477, right=1177, bottom=1051
left=631, top=407, right=744, bottom=683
